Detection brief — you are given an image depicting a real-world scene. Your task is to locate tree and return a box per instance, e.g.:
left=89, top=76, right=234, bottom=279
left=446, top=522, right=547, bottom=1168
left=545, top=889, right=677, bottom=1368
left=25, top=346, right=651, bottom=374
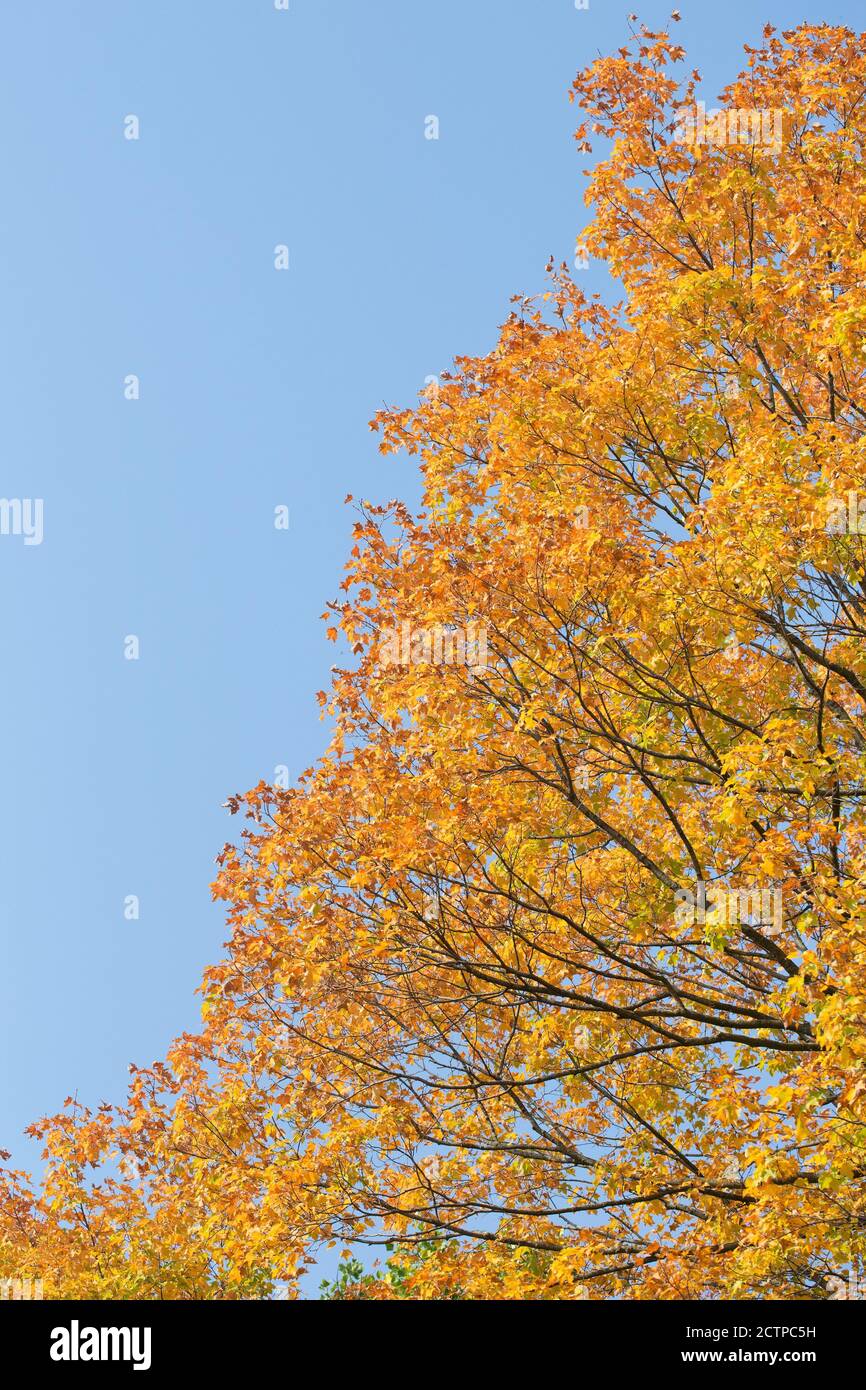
left=3, top=20, right=866, bottom=1300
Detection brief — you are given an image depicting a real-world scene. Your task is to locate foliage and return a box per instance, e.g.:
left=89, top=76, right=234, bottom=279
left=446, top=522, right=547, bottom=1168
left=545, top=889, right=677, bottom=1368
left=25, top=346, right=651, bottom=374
left=3, top=21, right=866, bottom=1300
left=320, top=1243, right=465, bottom=1300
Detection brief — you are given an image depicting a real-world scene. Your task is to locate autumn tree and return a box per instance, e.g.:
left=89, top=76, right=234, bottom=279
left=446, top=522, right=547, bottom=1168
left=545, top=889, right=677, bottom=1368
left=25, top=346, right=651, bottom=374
left=3, top=20, right=866, bottom=1300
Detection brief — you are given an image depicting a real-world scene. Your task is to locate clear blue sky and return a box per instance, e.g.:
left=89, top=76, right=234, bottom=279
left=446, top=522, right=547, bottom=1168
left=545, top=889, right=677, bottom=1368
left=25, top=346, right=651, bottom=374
left=0, top=0, right=857, bottom=1236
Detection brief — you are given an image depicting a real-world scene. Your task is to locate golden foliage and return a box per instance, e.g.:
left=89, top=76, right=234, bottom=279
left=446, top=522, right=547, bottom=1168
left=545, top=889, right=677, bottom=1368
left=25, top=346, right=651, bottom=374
left=4, top=21, right=866, bottom=1299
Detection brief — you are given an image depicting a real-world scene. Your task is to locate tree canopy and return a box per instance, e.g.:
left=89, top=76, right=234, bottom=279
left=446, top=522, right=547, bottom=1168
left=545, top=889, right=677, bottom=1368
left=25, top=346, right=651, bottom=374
left=3, top=21, right=866, bottom=1300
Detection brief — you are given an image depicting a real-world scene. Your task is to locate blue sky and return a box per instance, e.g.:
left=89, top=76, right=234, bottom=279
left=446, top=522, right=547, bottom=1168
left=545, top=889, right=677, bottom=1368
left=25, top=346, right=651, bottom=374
left=0, top=0, right=859, bottom=1277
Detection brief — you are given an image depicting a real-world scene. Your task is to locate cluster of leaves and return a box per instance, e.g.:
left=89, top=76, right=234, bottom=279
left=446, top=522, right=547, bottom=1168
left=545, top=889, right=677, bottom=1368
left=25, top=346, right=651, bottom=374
left=3, top=21, right=866, bottom=1300
left=320, top=1242, right=465, bottom=1300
